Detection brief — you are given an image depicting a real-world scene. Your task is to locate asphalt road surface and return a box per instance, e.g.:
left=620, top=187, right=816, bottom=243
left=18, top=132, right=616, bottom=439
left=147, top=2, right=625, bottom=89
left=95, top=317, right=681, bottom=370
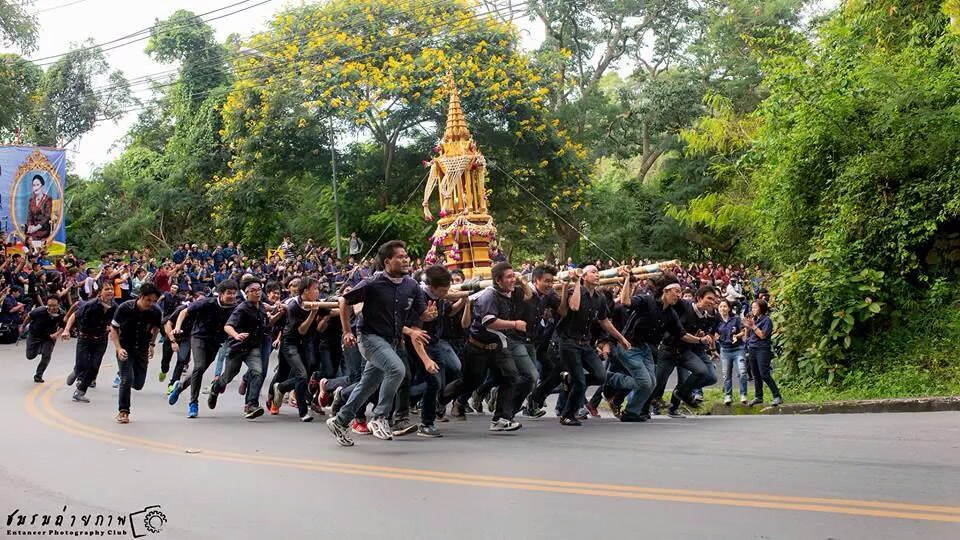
left=2, top=341, right=959, bottom=539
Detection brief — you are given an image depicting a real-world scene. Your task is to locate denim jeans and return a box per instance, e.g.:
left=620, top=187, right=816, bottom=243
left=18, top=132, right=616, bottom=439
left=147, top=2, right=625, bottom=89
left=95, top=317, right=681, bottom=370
left=74, top=337, right=108, bottom=392
left=335, top=334, right=407, bottom=424
left=747, top=347, right=781, bottom=401
left=188, top=338, right=222, bottom=405
left=508, top=341, right=538, bottom=412
left=215, top=346, right=263, bottom=406
left=720, top=345, right=748, bottom=398
left=169, top=339, right=192, bottom=384
left=278, top=340, right=312, bottom=417
left=557, top=341, right=605, bottom=419
left=426, top=339, right=462, bottom=391
left=651, top=347, right=718, bottom=408
left=607, top=344, right=656, bottom=417
left=213, top=340, right=229, bottom=377
left=117, top=350, right=149, bottom=412
left=323, top=345, right=363, bottom=392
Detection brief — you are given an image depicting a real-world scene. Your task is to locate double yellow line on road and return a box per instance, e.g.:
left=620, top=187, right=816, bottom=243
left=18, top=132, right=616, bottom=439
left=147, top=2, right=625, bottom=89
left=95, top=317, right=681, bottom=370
left=25, top=381, right=960, bottom=523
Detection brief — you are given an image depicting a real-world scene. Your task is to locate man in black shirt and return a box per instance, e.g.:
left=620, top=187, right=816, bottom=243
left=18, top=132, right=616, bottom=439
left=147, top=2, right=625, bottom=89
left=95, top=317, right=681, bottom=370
left=210, top=277, right=267, bottom=419
left=552, top=265, right=631, bottom=426
left=161, top=302, right=192, bottom=397
left=325, top=241, right=433, bottom=447
left=516, top=265, right=561, bottom=417
left=62, top=287, right=117, bottom=402
left=440, top=262, right=525, bottom=432
left=167, top=280, right=239, bottom=419
left=110, top=283, right=163, bottom=424
left=272, top=276, right=322, bottom=423
left=649, top=285, right=721, bottom=418
left=23, top=296, right=65, bottom=383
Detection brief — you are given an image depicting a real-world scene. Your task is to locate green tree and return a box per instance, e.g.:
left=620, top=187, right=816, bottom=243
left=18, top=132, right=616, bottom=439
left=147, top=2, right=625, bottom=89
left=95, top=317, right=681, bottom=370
left=0, top=0, right=37, bottom=53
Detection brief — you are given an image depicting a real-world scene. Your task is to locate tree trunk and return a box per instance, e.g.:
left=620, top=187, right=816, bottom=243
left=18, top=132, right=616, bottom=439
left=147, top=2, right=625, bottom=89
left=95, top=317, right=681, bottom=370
left=554, top=217, right=579, bottom=262
left=379, top=139, right=395, bottom=209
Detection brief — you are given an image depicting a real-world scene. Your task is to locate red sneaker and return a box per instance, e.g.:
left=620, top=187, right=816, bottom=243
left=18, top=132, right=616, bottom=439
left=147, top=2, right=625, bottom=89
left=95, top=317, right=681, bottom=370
left=350, top=419, right=371, bottom=435
left=585, top=402, right=600, bottom=417
left=266, top=398, right=280, bottom=415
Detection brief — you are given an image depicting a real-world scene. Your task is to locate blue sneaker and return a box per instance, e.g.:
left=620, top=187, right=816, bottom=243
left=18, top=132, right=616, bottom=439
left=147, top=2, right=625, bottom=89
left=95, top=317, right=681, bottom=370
left=112, top=375, right=120, bottom=388
left=187, top=402, right=198, bottom=418
left=168, top=380, right=182, bottom=405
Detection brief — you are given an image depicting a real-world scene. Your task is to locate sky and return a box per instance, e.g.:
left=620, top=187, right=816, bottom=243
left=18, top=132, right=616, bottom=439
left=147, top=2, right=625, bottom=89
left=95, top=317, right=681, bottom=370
left=4, top=0, right=839, bottom=178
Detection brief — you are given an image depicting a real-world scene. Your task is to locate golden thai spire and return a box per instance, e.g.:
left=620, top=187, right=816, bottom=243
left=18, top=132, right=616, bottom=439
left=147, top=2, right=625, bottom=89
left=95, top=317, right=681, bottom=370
left=442, top=72, right=471, bottom=143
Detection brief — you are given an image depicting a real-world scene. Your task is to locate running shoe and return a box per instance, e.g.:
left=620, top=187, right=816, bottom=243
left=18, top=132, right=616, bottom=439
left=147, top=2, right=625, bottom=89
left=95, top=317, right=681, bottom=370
left=619, top=413, right=647, bottom=423
left=165, top=384, right=174, bottom=396
left=158, top=371, right=167, bottom=382
left=392, top=419, right=418, bottom=437
left=485, top=388, right=498, bottom=414
left=559, top=417, right=581, bottom=426
left=207, top=382, right=219, bottom=409
left=116, top=411, right=129, bottom=424
left=522, top=406, right=547, bottom=418
left=66, top=371, right=77, bottom=386
left=330, top=386, right=345, bottom=416
left=667, top=407, right=686, bottom=419
left=326, top=417, right=354, bottom=447
left=489, top=418, right=522, bottom=432
left=350, top=419, right=371, bottom=435
left=470, top=391, right=484, bottom=414
left=450, top=400, right=466, bottom=420
left=244, top=406, right=265, bottom=420
left=585, top=402, right=600, bottom=417
left=266, top=397, right=279, bottom=415
left=168, top=380, right=182, bottom=405
left=300, top=414, right=314, bottom=422
left=187, top=402, right=198, bottom=418
left=436, top=405, right=448, bottom=423
left=72, top=390, right=89, bottom=403
left=747, top=398, right=763, bottom=407
left=724, top=395, right=733, bottom=405
left=317, top=378, right=332, bottom=407
left=740, top=395, right=748, bottom=404
left=33, top=375, right=44, bottom=384
left=576, top=407, right=589, bottom=420
left=112, top=375, right=120, bottom=388
left=771, top=397, right=783, bottom=406
left=272, top=383, right=284, bottom=411
left=89, top=381, right=96, bottom=389
left=417, top=424, right=443, bottom=438
left=367, top=417, right=393, bottom=440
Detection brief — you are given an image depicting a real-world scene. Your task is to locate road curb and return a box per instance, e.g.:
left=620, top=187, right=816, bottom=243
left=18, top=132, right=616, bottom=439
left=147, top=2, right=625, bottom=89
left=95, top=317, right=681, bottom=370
left=707, top=396, right=960, bottom=415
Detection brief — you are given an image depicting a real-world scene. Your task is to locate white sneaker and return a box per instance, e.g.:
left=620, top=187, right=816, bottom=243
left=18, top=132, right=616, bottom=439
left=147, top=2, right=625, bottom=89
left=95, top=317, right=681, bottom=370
left=740, top=395, right=748, bottom=404
left=368, top=417, right=393, bottom=440
left=489, top=418, right=522, bottom=432
left=723, top=395, right=732, bottom=405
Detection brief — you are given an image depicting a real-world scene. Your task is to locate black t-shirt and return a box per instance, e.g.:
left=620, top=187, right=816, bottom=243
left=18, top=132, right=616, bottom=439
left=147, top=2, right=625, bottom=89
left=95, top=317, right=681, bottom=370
left=111, top=300, right=162, bottom=354
left=282, top=297, right=317, bottom=344
left=75, top=299, right=117, bottom=339
left=514, top=286, right=561, bottom=343
left=419, top=285, right=450, bottom=342
left=468, top=287, right=521, bottom=348
left=225, top=300, right=266, bottom=350
left=28, top=307, right=65, bottom=338
left=186, top=297, right=237, bottom=344
left=558, top=287, right=609, bottom=341
left=164, top=304, right=193, bottom=342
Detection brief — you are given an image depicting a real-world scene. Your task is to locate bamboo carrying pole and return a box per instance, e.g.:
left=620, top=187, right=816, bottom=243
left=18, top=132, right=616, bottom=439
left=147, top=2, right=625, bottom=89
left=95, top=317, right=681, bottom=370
left=449, top=260, right=678, bottom=293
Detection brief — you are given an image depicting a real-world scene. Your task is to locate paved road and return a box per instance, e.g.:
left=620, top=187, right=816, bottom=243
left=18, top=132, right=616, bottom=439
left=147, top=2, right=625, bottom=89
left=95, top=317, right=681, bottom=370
left=2, top=342, right=959, bottom=539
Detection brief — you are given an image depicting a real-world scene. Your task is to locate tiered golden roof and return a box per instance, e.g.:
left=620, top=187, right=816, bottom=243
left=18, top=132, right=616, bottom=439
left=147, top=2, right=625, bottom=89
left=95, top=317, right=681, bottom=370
left=442, top=72, right=472, bottom=143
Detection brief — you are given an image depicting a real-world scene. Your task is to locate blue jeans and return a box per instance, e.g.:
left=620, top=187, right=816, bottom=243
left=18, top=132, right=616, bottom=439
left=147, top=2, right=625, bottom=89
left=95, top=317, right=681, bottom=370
left=720, top=345, right=748, bottom=398
left=607, top=344, right=656, bottom=417
left=213, top=340, right=229, bottom=377
left=426, top=340, right=462, bottom=391
left=335, top=334, right=406, bottom=424
left=215, top=347, right=263, bottom=406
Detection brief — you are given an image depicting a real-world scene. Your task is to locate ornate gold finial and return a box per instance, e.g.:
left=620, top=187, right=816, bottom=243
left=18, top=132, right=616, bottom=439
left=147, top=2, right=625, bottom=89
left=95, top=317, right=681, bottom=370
left=442, top=72, right=471, bottom=143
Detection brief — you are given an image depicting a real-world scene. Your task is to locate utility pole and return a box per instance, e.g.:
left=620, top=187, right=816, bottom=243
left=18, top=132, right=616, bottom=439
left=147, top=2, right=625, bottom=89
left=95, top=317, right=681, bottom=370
left=329, top=114, right=342, bottom=260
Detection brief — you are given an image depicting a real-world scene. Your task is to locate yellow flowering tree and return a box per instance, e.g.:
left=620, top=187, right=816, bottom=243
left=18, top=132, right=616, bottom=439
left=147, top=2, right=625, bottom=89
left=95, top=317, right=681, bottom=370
left=220, top=0, right=590, bottom=257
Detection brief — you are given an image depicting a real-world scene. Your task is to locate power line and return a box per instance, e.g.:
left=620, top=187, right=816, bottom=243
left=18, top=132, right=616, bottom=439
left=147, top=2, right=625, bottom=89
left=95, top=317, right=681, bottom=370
left=31, top=0, right=92, bottom=15
left=27, top=0, right=269, bottom=65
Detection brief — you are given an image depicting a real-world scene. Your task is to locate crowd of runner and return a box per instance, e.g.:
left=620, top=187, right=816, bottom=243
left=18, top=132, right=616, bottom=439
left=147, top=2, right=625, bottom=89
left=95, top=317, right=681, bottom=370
left=2, top=236, right=779, bottom=440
